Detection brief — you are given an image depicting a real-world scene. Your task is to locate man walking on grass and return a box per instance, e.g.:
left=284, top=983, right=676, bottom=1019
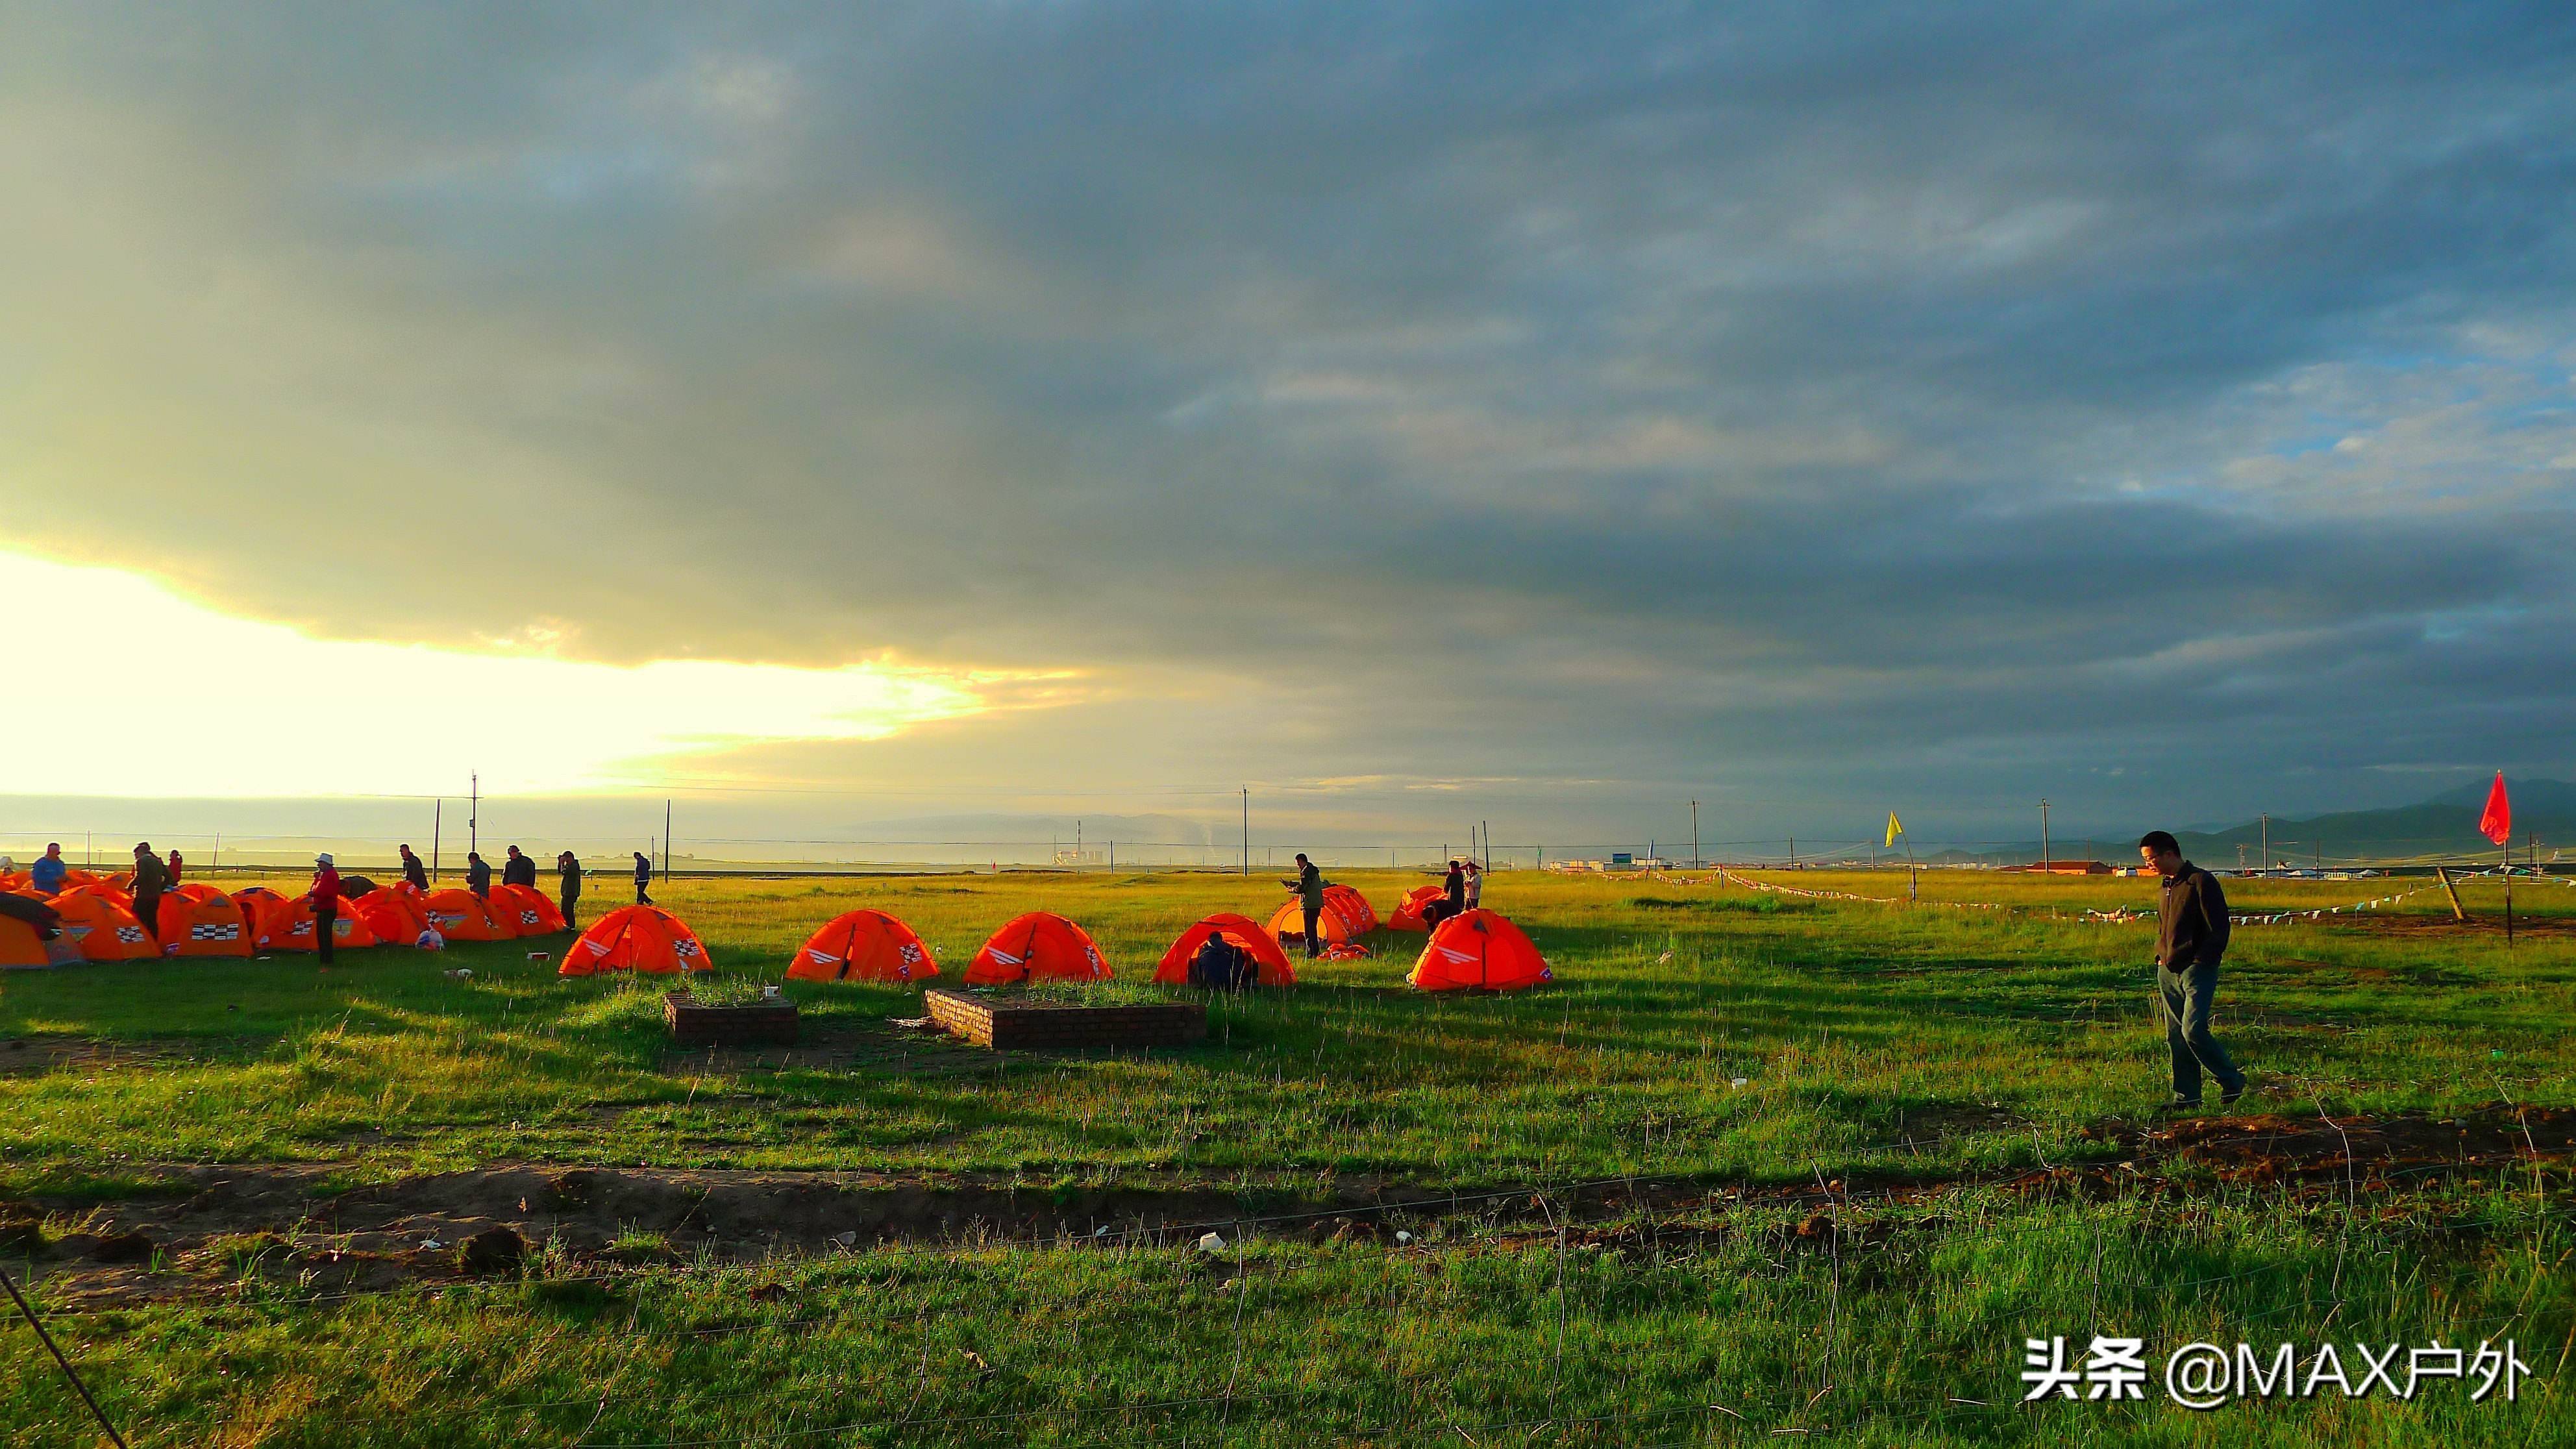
left=2138, top=830, right=2246, bottom=1109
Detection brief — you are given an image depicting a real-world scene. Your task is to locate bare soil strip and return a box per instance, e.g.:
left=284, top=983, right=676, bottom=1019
left=5, top=1106, right=2566, bottom=1309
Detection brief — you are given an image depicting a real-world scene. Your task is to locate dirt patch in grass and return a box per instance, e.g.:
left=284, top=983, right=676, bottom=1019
left=2079, top=1103, right=2576, bottom=1188
left=0, top=1035, right=264, bottom=1077
left=653, top=1022, right=994, bottom=1079
left=8, top=1102, right=2569, bottom=1307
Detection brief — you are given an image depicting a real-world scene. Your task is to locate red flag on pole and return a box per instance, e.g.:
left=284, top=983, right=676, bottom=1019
left=2478, top=772, right=2512, bottom=847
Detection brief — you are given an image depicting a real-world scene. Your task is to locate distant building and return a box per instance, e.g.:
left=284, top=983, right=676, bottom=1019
left=2008, top=860, right=2113, bottom=875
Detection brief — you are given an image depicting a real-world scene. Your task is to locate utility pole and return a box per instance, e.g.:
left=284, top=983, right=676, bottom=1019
left=2038, top=799, right=2051, bottom=873
left=2260, top=813, right=2270, bottom=871
left=468, top=773, right=479, bottom=865
left=432, top=800, right=443, bottom=882
left=1690, top=800, right=1699, bottom=867
left=1788, top=834, right=1796, bottom=868
left=665, top=799, right=673, bottom=876
left=1481, top=820, right=1491, bottom=873
left=1241, top=787, right=1249, bottom=876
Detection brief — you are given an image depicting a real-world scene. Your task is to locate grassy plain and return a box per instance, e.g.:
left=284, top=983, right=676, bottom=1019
left=1, top=867, right=2570, bottom=1444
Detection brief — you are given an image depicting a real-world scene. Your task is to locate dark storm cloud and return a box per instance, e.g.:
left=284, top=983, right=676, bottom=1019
left=5, top=1, right=2574, bottom=835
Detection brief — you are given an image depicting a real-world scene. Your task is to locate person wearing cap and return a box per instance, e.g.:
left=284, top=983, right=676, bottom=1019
left=129, top=842, right=170, bottom=941
left=29, top=844, right=66, bottom=896
left=557, top=850, right=584, bottom=932
left=1462, top=858, right=1485, bottom=910
left=310, top=854, right=343, bottom=966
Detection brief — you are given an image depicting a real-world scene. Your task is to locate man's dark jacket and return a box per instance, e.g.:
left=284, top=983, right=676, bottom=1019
left=503, top=854, right=537, bottom=888
left=2155, top=863, right=2231, bottom=969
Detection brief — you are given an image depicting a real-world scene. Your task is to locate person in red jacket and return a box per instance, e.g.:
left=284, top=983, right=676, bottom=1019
left=310, top=853, right=343, bottom=966
left=166, top=848, right=185, bottom=887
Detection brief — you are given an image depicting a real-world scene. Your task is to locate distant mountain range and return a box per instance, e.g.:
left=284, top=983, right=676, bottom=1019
left=2168, top=777, right=2575, bottom=866
left=1898, top=778, right=2575, bottom=868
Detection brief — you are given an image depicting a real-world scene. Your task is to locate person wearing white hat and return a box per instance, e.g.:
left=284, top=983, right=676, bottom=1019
left=310, top=854, right=343, bottom=966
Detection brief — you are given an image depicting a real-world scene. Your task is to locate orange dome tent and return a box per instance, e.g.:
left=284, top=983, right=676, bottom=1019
left=1263, top=884, right=1377, bottom=947
left=353, top=886, right=431, bottom=945
left=0, top=872, right=26, bottom=895
left=155, top=893, right=252, bottom=958
left=964, top=912, right=1111, bottom=985
left=173, top=882, right=230, bottom=906
left=1154, top=913, right=1296, bottom=987
left=0, top=917, right=45, bottom=969
left=231, top=886, right=290, bottom=939
left=560, top=906, right=710, bottom=976
left=489, top=884, right=567, bottom=935
left=789, top=910, right=938, bottom=983
left=256, top=894, right=383, bottom=953
left=421, top=888, right=510, bottom=942
left=1387, top=885, right=1444, bottom=932
left=49, top=890, right=155, bottom=962
left=1408, top=910, right=1551, bottom=992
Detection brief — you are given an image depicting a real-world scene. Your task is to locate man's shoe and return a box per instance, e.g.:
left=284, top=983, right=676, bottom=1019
left=2159, top=1096, right=2203, bottom=1115
left=2220, top=1082, right=2247, bottom=1107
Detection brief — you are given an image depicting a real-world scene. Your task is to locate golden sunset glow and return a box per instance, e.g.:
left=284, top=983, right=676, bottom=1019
left=0, top=550, right=1008, bottom=798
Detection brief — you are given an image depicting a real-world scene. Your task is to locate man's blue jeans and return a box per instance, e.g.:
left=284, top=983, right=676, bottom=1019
left=2156, top=962, right=2244, bottom=1102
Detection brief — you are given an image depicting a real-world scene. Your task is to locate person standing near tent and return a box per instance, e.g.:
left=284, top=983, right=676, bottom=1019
left=310, top=854, right=342, bottom=967
left=2139, top=831, right=2247, bottom=1109
left=465, top=851, right=492, bottom=898
left=29, top=843, right=66, bottom=896
left=1279, top=853, right=1325, bottom=958
left=1462, top=858, right=1485, bottom=910
left=502, top=846, right=536, bottom=889
left=399, top=843, right=428, bottom=891
left=632, top=850, right=654, bottom=905
left=166, top=848, right=184, bottom=887
left=557, top=851, right=584, bottom=931
left=129, top=842, right=169, bottom=940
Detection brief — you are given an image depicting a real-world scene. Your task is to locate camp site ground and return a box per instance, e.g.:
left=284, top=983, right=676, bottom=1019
left=1, top=866, right=2570, bottom=1444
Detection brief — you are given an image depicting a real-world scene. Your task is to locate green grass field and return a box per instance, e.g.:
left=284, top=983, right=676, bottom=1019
left=2, top=868, right=2570, bottom=1444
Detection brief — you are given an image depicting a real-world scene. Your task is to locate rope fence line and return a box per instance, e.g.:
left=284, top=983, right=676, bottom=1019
left=1669, top=865, right=2547, bottom=929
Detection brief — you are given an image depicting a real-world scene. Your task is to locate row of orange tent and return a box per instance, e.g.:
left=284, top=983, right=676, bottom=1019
left=4, top=878, right=1548, bottom=992
left=765, top=903, right=1548, bottom=991
left=0, top=877, right=571, bottom=963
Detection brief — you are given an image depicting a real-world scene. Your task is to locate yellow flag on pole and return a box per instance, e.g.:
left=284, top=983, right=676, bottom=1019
left=1885, top=812, right=1903, bottom=848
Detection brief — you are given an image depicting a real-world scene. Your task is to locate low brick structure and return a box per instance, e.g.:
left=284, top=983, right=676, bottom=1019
left=663, top=991, right=800, bottom=1048
left=924, top=988, right=1205, bottom=1051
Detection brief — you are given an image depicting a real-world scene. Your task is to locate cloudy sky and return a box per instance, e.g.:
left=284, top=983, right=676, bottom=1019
left=4, top=1, right=2571, bottom=850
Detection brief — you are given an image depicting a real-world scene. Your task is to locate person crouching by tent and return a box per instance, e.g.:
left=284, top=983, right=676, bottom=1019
left=310, top=854, right=343, bottom=966
left=1280, top=852, right=1325, bottom=959
left=129, top=842, right=170, bottom=940
left=30, top=843, right=66, bottom=896
left=1421, top=859, right=1468, bottom=935
left=502, top=845, right=536, bottom=890
left=465, top=851, right=492, bottom=898
left=399, top=843, right=428, bottom=891
left=632, top=851, right=654, bottom=905
left=556, top=851, right=584, bottom=931
left=1189, top=932, right=1256, bottom=990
